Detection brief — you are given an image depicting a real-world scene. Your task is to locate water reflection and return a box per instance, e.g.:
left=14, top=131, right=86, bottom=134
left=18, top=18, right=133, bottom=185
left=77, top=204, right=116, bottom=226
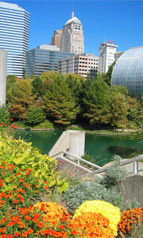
left=16, top=130, right=143, bottom=166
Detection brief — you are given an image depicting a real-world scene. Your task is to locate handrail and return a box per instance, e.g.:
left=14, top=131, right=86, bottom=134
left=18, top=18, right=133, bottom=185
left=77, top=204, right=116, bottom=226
left=87, top=155, right=143, bottom=177
left=50, top=150, right=143, bottom=176
left=51, top=150, right=102, bottom=170
left=62, top=150, right=102, bottom=169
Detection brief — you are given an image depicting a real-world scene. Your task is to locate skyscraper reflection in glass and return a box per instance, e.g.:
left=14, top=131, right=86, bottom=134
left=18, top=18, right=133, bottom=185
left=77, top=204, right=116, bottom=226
left=0, top=2, right=29, bottom=78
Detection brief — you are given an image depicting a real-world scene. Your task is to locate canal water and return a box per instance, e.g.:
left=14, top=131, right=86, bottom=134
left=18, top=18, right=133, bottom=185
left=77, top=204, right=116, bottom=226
left=17, top=130, right=143, bottom=166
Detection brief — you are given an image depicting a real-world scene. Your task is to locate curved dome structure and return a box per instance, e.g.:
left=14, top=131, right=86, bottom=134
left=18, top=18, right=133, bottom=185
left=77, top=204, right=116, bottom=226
left=111, top=46, right=143, bottom=98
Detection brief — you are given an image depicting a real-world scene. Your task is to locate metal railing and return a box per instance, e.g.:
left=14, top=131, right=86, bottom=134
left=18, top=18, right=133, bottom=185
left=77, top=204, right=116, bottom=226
left=51, top=150, right=102, bottom=170
left=51, top=151, right=143, bottom=177
left=87, top=155, right=143, bottom=177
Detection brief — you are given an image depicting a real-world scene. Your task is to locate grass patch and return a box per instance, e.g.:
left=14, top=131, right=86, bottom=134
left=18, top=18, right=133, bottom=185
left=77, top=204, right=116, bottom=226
left=32, top=119, right=55, bottom=129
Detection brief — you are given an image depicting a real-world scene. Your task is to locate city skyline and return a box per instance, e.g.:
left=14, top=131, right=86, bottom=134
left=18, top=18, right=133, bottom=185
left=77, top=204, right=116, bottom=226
left=1, top=0, right=143, bottom=56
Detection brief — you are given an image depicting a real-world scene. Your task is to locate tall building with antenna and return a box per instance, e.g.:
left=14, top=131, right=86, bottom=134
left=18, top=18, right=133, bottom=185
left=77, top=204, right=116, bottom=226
left=60, top=10, right=84, bottom=54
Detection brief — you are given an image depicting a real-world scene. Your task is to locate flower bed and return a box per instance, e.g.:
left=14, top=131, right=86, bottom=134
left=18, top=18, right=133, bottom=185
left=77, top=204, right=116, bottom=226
left=0, top=122, right=143, bottom=237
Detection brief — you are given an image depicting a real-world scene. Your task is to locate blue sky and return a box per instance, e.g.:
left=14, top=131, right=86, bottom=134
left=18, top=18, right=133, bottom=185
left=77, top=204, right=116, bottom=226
left=3, top=0, right=143, bottom=56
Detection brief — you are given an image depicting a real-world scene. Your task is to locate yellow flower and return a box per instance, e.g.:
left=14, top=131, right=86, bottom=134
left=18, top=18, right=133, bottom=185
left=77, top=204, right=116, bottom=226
left=73, top=200, right=121, bottom=236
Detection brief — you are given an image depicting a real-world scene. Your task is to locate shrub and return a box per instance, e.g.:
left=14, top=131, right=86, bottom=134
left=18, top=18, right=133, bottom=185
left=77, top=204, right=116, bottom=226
left=25, top=105, right=46, bottom=126
left=101, top=155, right=128, bottom=188
left=62, top=180, right=130, bottom=214
left=118, top=207, right=143, bottom=236
left=0, top=126, right=69, bottom=197
left=0, top=105, right=11, bottom=125
left=73, top=200, right=121, bottom=237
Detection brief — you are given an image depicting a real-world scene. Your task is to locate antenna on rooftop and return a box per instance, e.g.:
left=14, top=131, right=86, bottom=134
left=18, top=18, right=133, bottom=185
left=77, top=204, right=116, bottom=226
left=72, top=9, right=74, bottom=18
left=72, top=0, right=74, bottom=18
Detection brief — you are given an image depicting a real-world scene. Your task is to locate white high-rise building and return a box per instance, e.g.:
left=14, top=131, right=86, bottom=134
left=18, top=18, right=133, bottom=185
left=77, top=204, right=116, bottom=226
left=0, top=2, right=29, bottom=78
left=58, top=53, right=98, bottom=79
left=60, top=10, right=84, bottom=55
left=0, top=49, right=7, bottom=106
left=98, top=41, right=118, bottom=74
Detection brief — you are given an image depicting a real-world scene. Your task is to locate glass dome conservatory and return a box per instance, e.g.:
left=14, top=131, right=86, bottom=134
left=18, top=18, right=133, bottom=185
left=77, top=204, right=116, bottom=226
left=111, top=46, right=143, bottom=98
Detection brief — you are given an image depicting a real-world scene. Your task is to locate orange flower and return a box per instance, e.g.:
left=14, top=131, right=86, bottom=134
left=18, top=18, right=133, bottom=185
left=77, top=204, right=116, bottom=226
left=19, top=222, right=25, bottom=228
left=25, top=216, right=31, bottom=221
left=70, top=212, right=114, bottom=238
left=13, top=199, right=18, bottom=204
left=21, top=231, right=28, bottom=237
left=118, top=207, right=143, bottom=234
left=19, top=179, right=24, bottom=183
left=32, top=218, right=38, bottom=223
left=27, top=228, right=33, bottom=234
left=38, top=221, right=44, bottom=227
left=7, top=222, right=14, bottom=227
left=59, top=225, right=65, bottom=229
left=40, top=229, right=46, bottom=235
left=14, top=232, right=20, bottom=237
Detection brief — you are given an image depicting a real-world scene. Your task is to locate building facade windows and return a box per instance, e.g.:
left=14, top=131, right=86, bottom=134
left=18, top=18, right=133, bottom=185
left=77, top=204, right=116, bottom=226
left=0, top=2, right=29, bottom=78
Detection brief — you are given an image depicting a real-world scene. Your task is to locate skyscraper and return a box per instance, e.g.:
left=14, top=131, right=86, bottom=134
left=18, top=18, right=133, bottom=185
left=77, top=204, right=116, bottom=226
left=60, top=10, right=84, bottom=55
left=0, top=2, right=29, bottom=78
left=50, top=30, right=63, bottom=48
left=98, top=41, right=118, bottom=74
left=25, top=44, right=74, bottom=77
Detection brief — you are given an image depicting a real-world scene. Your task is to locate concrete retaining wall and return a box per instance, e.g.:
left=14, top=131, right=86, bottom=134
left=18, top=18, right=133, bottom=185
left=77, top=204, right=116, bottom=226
left=115, top=173, right=143, bottom=206
left=49, top=130, right=85, bottom=158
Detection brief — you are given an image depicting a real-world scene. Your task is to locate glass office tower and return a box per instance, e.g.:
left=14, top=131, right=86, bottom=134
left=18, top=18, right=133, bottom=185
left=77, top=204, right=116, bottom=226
left=25, top=45, right=75, bottom=77
left=0, top=2, right=29, bottom=78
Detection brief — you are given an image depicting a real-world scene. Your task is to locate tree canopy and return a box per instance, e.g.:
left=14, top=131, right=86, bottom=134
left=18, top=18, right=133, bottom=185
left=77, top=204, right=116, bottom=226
left=43, top=75, right=77, bottom=125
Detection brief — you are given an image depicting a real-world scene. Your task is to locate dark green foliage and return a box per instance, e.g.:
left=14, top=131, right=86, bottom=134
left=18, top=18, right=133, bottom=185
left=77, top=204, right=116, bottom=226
left=31, top=76, right=43, bottom=97
left=103, top=61, right=115, bottom=86
left=25, top=105, right=46, bottom=126
left=0, top=105, right=11, bottom=125
left=43, top=75, right=78, bottom=125
left=81, top=78, right=110, bottom=127
left=65, top=73, right=84, bottom=103
left=5, top=72, right=143, bottom=130
left=6, top=75, right=17, bottom=92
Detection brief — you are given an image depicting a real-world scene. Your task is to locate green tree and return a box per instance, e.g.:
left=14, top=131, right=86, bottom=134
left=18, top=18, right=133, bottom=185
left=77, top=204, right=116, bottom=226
left=109, top=92, right=127, bottom=129
left=64, top=73, right=84, bottom=103
left=40, top=71, right=62, bottom=93
left=31, top=76, right=43, bottom=98
left=110, top=85, right=128, bottom=96
left=25, top=105, right=46, bottom=126
left=7, top=79, right=35, bottom=120
left=103, top=62, right=115, bottom=86
left=0, top=105, right=11, bottom=125
left=6, top=75, right=17, bottom=92
left=81, top=78, right=110, bottom=127
left=127, top=97, right=143, bottom=128
left=43, top=76, right=77, bottom=125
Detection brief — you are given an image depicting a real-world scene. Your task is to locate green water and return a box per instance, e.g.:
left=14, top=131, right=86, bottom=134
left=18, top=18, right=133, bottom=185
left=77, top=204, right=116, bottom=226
left=17, top=130, right=143, bottom=166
